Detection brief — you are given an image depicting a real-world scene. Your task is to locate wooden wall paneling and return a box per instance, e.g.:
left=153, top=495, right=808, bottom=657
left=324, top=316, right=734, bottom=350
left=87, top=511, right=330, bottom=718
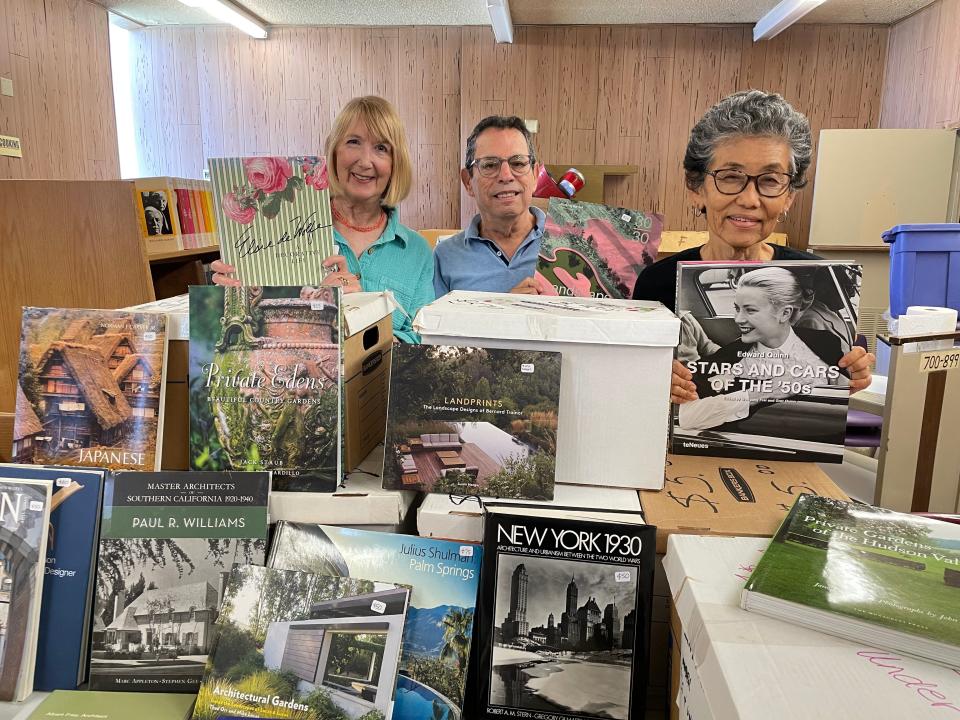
left=573, top=27, right=600, bottom=131
left=857, top=28, right=887, bottom=129
left=636, top=53, right=674, bottom=215
left=760, top=31, right=790, bottom=99
left=662, top=27, right=698, bottom=232
left=554, top=26, right=578, bottom=161
left=739, top=25, right=767, bottom=90
left=0, top=0, right=12, bottom=79
left=44, top=0, right=80, bottom=177
left=716, top=26, right=743, bottom=100
left=155, top=28, right=184, bottom=174
left=239, top=34, right=270, bottom=154
left=281, top=28, right=311, bottom=101
left=216, top=30, right=243, bottom=156
left=326, top=28, right=353, bottom=126
left=175, top=30, right=201, bottom=126
left=130, top=29, right=158, bottom=174
left=89, top=4, right=120, bottom=178
left=595, top=27, right=626, bottom=166
left=832, top=26, right=870, bottom=119
left=458, top=27, right=482, bottom=227
left=501, top=25, right=527, bottom=118
left=619, top=27, right=646, bottom=138
left=306, top=28, right=332, bottom=147
left=524, top=27, right=558, bottom=164
left=416, top=28, right=445, bottom=228
left=934, top=0, right=960, bottom=127
left=442, top=27, right=462, bottom=98
left=196, top=28, right=224, bottom=161
left=396, top=27, right=422, bottom=229
left=372, top=28, right=400, bottom=103
left=264, top=36, right=288, bottom=155
left=479, top=31, right=507, bottom=104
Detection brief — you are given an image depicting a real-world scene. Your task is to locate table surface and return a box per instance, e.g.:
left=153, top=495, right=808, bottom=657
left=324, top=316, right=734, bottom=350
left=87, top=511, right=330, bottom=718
left=0, top=693, right=48, bottom=720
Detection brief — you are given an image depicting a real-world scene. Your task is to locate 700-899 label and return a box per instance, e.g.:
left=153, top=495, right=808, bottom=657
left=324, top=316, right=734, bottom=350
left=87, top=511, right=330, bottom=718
left=919, top=349, right=960, bottom=374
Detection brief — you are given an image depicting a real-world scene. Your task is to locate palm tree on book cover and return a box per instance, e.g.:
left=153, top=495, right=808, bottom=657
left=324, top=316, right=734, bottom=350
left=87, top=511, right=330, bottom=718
left=440, top=607, right=473, bottom=685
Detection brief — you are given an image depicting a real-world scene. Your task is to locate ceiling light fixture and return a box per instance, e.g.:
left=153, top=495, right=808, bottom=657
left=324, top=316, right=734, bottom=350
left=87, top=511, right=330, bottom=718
left=753, top=0, right=827, bottom=41
left=178, top=0, right=268, bottom=39
left=486, top=0, right=514, bottom=44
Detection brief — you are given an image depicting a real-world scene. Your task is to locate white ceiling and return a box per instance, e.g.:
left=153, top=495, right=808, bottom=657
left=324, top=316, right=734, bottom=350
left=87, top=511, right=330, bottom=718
left=99, top=0, right=936, bottom=28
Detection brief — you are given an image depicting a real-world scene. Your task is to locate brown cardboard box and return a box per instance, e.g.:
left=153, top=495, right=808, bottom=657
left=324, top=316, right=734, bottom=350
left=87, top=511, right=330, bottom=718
left=640, top=454, right=849, bottom=553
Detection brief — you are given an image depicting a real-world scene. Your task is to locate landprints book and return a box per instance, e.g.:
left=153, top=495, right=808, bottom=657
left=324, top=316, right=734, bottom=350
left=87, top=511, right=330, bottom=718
left=189, top=285, right=341, bottom=492
left=471, top=511, right=655, bottom=720
left=268, top=522, right=483, bottom=720
left=27, top=690, right=197, bottom=720
left=208, top=155, right=335, bottom=285
left=673, top=261, right=861, bottom=463
left=381, top=344, right=562, bottom=500
left=0, top=477, right=52, bottom=701
left=742, top=495, right=960, bottom=668
left=535, top=198, right=663, bottom=299
left=89, top=470, right=270, bottom=692
left=191, top=565, right=410, bottom=720
left=16, top=308, right=169, bottom=470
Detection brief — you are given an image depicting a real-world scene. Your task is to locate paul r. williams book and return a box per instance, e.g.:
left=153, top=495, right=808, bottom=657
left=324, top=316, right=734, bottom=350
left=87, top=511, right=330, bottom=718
left=190, top=565, right=410, bottom=720
left=0, top=464, right=107, bottom=691
left=27, top=690, right=196, bottom=720
left=16, top=308, right=169, bottom=470
left=382, top=344, right=562, bottom=500
left=470, top=509, right=656, bottom=720
left=189, top=285, right=341, bottom=492
left=89, top=470, right=270, bottom=693
left=0, top=477, right=52, bottom=701
left=673, top=260, right=861, bottom=463
left=742, top=494, right=960, bottom=669
left=534, top=198, right=663, bottom=299
left=208, top=155, right=335, bottom=285
left=268, top=522, right=483, bottom=720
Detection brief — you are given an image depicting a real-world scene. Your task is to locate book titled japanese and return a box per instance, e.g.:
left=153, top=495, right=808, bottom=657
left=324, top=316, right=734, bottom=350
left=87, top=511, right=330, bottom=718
left=673, top=260, right=861, bottom=463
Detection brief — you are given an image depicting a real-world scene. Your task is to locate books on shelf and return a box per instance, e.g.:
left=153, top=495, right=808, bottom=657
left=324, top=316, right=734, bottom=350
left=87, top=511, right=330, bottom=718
left=15, top=308, right=169, bottom=471
left=89, top=470, right=270, bottom=693
left=27, top=689, right=197, bottom=719
left=535, top=197, right=664, bottom=299
left=470, top=509, right=656, bottom=720
left=382, top=344, right=562, bottom=499
left=208, top=155, right=335, bottom=285
left=189, top=285, right=342, bottom=492
left=0, top=476, right=52, bottom=701
left=741, top=495, right=960, bottom=669
left=268, top=522, right=483, bottom=720
left=191, top=565, right=410, bottom=720
left=133, top=177, right=218, bottom=254
left=673, top=260, right=862, bottom=463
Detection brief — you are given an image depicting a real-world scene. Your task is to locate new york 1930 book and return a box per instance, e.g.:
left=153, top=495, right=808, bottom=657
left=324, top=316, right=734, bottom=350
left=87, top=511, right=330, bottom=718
left=382, top=344, right=562, bottom=500
left=190, top=565, right=410, bottom=720
left=470, top=509, right=656, bottom=720
left=268, top=522, right=483, bottom=720
left=742, top=494, right=960, bottom=668
left=673, top=260, right=861, bottom=463
left=208, top=155, right=335, bottom=285
left=16, top=308, right=169, bottom=470
left=189, top=285, right=341, bottom=492
left=89, top=470, right=270, bottom=693
left=0, top=477, right=52, bottom=702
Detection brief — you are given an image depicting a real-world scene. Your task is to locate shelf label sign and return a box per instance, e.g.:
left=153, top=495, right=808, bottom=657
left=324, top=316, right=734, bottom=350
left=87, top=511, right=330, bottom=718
left=0, top=135, right=22, bottom=158
left=919, top=349, right=960, bottom=374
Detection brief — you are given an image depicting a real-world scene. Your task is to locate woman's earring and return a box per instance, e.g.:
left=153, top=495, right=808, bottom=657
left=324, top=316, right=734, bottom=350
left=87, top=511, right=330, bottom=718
left=777, top=210, right=789, bottom=223
left=694, top=207, right=704, bottom=218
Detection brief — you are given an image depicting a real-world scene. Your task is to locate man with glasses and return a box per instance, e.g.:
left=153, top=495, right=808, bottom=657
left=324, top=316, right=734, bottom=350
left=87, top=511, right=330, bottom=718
left=433, top=116, right=545, bottom=295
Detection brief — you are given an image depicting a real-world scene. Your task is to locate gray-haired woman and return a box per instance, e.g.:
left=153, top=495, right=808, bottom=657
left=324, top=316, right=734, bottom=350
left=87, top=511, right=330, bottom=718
left=630, top=90, right=873, bottom=403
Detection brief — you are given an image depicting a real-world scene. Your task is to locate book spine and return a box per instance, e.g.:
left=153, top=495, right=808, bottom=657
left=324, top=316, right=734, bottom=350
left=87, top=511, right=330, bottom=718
left=175, top=187, right=195, bottom=240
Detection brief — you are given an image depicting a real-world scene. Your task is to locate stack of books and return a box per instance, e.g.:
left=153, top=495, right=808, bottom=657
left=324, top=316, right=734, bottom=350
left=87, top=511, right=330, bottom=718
left=133, top=177, right=217, bottom=254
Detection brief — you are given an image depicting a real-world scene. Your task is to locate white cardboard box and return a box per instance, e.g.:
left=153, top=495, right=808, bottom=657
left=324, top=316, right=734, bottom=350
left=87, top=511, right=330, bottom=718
left=416, top=482, right=644, bottom=542
left=664, top=534, right=960, bottom=719
left=414, top=291, right=680, bottom=489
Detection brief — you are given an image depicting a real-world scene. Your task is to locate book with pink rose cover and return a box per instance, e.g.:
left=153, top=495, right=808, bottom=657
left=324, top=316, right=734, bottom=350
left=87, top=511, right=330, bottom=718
left=208, top=156, right=335, bottom=285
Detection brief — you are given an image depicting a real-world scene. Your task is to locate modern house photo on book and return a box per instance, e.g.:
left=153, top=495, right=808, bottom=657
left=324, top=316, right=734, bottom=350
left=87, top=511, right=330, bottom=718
left=673, top=261, right=861, bottom=462
left=382, top=345, right=562, bottom=500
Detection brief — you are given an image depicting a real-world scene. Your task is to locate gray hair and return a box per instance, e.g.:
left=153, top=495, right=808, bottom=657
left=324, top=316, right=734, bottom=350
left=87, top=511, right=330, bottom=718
left=464, top=116, right=536, bottom=172
left=684, top=90, right=812, bottom=192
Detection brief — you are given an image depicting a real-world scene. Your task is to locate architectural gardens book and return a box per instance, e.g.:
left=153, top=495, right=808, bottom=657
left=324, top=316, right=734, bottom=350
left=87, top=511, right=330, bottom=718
left=190, top=565, right=410, bottom=720
left=381, top=344, right=562, bottom=499
left=89, top=470, right=270, bottom=693
left=673, top=260, right=861, bottom=463
left=470, top=509, right=656, bottom=720
left=0, top=477, right=52, bottom=702
left=534, top=197, right=663, bottom=299
left=742, top=494, right=960, bottom=669
left=27, top=690, right=196, bottom=720
left=268, top=522, right=483, bottom=720
left=208, top=155, right=335, bottom=285
left=189, top=285, right=341, bottom=492
left=16, top=307, right=169, bottom=470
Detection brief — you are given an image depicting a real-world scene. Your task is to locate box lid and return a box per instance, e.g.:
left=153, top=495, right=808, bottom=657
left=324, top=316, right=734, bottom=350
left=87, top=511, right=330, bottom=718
left=413, top=291, right=680, bottom=347
left=124, top=294, right=189, bottom=340
left=343, top=291, right=397, bottom=337
left=882, top=223, right=960, bottom=243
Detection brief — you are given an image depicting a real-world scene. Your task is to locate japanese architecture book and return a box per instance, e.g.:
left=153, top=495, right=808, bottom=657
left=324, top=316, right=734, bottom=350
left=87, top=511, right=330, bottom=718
left=382, top=344, right=562, bottom=499
left=16, top=307, right=169, bottom=470
left=89, top=470, right=270, bottom=692
left=268, top=522, right=483, bottom=720
left=208, top=155, right=335, bottom=285
left=742, top=495, right=960, bottom=668
left=673, top=261, right=861, bottom=462
left=190, top=565, right=409, bottom=720
left=535, top=197, right=663, bottom=299
left=189, top=285, right=341, bottom=492
left=0, top=477, right=52, bottom=701
left=470, top=509, right=656, bottom=720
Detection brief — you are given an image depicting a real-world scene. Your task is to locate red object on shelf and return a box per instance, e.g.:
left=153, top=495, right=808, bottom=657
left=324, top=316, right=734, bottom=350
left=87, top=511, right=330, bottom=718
left=558, top=168, right=585, bottom=198
left=533, top=165, right=568, bottom=199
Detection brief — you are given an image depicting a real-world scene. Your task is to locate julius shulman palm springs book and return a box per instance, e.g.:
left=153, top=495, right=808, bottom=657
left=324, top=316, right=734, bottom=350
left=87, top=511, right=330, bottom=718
left=89, top=470, right=270, bottom=692
left=471, top=509, right=656, bottom=720
left=189, top=285, right=341, bottom=492
left=673, top=261, right=861, bottom=463
left=382, top=344, right=562, bottom=500
left=15, top=308, right=169, bottom=470
left=209, top=155, right=335, bottom=285
left=268, top=522, right=483, bottom=720
left=742, top=495, right=960, bottom=668
left=191, top=565, right=410, bottom=720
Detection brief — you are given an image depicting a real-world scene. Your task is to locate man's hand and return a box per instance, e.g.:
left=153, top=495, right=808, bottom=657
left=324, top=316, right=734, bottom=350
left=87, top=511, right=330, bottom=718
left=321, top=255, right=363, bottom=293
left=509, top=277, right=541, bottom=295
left=839, top=346, right=875, bottom=394
left=210, top=259, right=241, bottom=287
left=671, top=359, right=698, bottom=404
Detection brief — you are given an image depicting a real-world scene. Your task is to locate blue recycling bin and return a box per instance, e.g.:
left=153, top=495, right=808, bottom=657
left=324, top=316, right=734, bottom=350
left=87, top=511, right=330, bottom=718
left=882, top=223, right=960, bottom=317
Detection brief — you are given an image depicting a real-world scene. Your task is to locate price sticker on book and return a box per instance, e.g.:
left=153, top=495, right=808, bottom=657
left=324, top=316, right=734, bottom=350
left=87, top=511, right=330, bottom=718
left=310, top=301, right=325, bottom=312
left=143, top=331, right=157, bottom=341
left=56, top=477, right=72, bottom=487
left=370, top=600, right=387, bottom=614
left=919, top=349, right=960, bottom=374
left=29, top=500, right=44, bottom=512
left=614, top=570, right=632, bottom=583
left=520, top=363, right=534, bottom=374
left=459, top=545, right=474, bottom=557
left=621, top=213, right=632, bottom=223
